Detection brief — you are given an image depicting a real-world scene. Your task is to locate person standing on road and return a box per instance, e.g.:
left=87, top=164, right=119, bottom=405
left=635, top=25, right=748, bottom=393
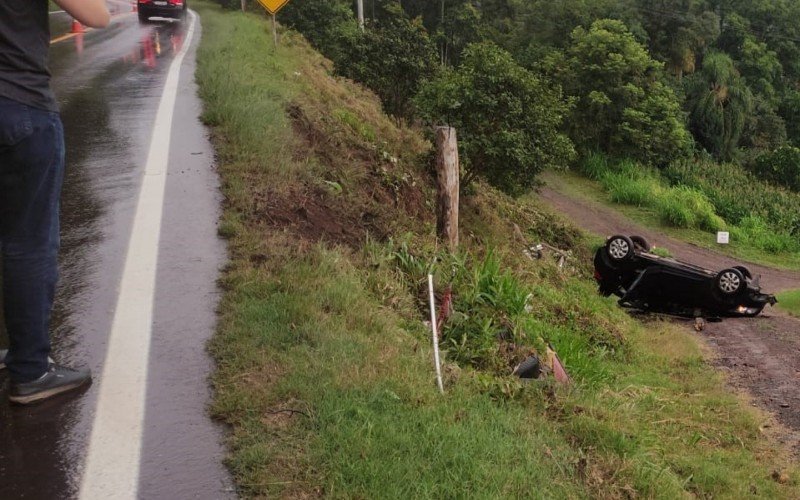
left=0, top=0, right=109, bottom=404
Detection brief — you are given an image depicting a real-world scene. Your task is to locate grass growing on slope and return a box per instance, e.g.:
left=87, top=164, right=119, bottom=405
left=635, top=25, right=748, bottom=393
left=196, top=1, right=800, bottom=497
left=777, top=290, right=800, bottom=318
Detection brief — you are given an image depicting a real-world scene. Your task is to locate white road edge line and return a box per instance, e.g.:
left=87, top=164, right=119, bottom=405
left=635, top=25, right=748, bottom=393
left=79, top=10, right=197, bottom=500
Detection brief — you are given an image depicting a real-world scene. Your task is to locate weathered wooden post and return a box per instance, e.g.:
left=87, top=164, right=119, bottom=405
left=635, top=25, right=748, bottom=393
left=435, top=126, right=459, bottom=250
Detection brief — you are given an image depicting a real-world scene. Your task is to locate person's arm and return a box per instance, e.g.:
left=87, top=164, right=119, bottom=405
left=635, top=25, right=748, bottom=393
left=53, top=0, right=110, bottom=28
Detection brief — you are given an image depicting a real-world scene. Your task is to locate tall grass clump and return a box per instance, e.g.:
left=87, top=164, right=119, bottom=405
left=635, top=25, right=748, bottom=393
left=656, top=186, right=725, bottom=231
left=603, top=172, right=662, bottom=206
left=579, top=152, right=612, bottom=180
left=666, top=159, right=800, bottom=241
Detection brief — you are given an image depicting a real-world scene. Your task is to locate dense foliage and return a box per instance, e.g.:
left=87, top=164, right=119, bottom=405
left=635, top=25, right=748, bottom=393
left=560, top=19, right=692, bottom=165
left=415, top=43, right=574, bottom=194
left=238, top=0, right=800, bottom=195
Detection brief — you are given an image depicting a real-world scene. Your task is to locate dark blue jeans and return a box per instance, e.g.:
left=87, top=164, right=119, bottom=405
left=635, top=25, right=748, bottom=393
left=0, top=97, right=64, bottom=383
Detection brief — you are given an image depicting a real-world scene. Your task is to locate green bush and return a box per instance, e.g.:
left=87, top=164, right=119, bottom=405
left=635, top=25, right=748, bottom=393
left=731, top=216, right=800, bottom=253
left=656, top=186, right=724, bottom=231
left=751, top=146, right=800, bottom=192
left=666, top=159, right=800, bottom=238
left=416, top=42, right=575, bottom=195
left=336, top=5, right=439, bottom=120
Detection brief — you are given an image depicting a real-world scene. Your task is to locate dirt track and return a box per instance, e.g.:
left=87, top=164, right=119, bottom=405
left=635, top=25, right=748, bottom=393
left=539, top=184, right=800, bottom=450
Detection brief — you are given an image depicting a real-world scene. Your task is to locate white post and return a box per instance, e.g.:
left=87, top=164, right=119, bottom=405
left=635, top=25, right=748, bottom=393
left=428, top=274, right=445, bottom=394
left=357, top=0, right=364, bottom=30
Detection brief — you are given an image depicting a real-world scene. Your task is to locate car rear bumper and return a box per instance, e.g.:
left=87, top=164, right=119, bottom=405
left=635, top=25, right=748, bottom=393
left=139, top=2, right=186, bottom=18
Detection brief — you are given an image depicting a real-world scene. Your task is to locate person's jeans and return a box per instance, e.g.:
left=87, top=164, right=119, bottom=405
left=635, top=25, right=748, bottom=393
left=0, top=96, right=64, bottom=383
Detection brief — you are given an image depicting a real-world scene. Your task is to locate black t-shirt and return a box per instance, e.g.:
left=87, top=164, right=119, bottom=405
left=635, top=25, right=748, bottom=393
left=0, top=0, right=57, bottom=112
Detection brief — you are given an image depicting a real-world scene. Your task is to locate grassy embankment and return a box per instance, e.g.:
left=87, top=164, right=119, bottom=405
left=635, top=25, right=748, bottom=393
left=196, top=1, right=799, bottom=497
left=544, top=155, right=800, bottom=271
left=777, top=290, right=800, bottom=317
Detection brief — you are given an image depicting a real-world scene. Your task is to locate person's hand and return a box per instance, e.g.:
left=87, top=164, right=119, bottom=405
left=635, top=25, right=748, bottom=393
left=53, top=0, right=110, bottom=28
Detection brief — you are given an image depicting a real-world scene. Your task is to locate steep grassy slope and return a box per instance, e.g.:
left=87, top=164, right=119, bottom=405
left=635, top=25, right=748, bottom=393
left=195, top=2, right=799, bottom=497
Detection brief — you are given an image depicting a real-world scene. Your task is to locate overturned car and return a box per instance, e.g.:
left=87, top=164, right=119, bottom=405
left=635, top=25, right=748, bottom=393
left=594, top=235, right=777, bottom=317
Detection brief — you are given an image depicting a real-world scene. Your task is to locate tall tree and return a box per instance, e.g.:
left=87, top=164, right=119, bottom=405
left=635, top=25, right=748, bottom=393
left=636, top=0, right=719, bottom=79
left=685, top=51, right=753, bottom=160
left=335, top=3, right=439, bottom=120
left=561, top=19, right=692, bottom=164
left=415, top=42, right=575, bottom=194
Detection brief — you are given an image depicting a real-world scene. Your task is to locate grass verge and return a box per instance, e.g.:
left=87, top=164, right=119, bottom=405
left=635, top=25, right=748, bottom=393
left=195, top=1, right=800, bottom=497
left=777, top=290, right=800, bottom=318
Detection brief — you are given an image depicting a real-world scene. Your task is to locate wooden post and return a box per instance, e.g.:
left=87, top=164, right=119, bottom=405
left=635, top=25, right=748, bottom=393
left=435, top=126, right=459, bottom=250
left=240, top=0, right=246, bottom=12
left=271, top=14, right=278, bottom=46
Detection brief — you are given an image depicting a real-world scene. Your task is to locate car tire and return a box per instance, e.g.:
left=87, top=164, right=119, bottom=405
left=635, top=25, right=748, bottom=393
left=606, top=235, right=635, bottom=262
left=733, top=266, right=752, bottom=280
left=138, top=11, right=149, bottom=24
left=630, top=235, right=651, bottom=252
left=512, top=356, right=541, bottom=379
left=715, top=268, right=745, bottom=296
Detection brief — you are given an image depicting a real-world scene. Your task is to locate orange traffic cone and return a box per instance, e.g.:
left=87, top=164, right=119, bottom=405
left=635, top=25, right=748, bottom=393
left=71, top=19, right=85, bottom=34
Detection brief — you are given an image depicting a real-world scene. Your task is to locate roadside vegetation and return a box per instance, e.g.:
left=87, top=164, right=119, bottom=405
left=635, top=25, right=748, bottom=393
left=572, top=153, right=800, bottom=268
left=197, top=1, right=800, bottom=497
left=777, top=290, right=800, bottom=318
left=210, top=0, right=800, bottom=269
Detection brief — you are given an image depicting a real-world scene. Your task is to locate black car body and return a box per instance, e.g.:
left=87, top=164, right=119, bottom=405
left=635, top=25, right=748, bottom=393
left=138, top=0, right=187, bottom=22
left=594, top=235, right=777, bottom=317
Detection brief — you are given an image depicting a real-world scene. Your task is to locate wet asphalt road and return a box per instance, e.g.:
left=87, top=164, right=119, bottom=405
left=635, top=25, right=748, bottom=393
left=0, top=8, right=234, bottom=498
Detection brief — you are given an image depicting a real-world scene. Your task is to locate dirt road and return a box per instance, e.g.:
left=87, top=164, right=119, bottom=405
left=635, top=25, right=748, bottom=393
left=539, top=183, right=800, bottom=450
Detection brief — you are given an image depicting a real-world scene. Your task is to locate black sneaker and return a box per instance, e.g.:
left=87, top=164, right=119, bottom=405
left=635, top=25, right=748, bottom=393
left=9, top=364, right=92, bottom=405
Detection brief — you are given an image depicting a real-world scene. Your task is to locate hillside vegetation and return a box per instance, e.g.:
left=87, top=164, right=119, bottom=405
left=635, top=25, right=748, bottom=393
left=230, top=0, right=800, bottom=263
left=196, top=2, right=799, bottom=497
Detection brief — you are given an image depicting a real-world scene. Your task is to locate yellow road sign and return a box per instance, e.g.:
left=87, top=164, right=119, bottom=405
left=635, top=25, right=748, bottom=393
left=257, top=0, right=290, bottom=15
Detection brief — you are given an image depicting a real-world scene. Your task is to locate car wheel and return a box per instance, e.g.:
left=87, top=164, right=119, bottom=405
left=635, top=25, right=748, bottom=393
left=715, top=268, right=745, bottom=296
left=733, top=266, right=752, bottom=279
left=630, top=235, right=651, bottom=252
left=138, top=11, right=149, bottom=24
left=606, top=235, right=635, bottom=262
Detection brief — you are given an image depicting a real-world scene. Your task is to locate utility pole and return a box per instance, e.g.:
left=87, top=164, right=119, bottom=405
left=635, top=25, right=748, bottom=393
left=357, top=0, right=364, bottom=30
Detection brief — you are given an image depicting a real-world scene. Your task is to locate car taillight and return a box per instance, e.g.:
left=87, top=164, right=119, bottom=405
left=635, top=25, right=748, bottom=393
left=168, top=0, right=183, bottom=4
left=139, top=0, right=152, bottom=3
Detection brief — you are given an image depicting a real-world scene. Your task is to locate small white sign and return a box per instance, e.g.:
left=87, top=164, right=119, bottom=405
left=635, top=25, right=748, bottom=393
left=717, top=231, right=730, bottom=244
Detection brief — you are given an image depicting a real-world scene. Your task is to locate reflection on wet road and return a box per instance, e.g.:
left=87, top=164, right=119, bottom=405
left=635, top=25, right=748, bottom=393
left=0, top=12, right=232, bottom=498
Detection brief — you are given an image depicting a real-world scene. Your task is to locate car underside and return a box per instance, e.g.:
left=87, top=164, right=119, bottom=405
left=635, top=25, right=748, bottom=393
left=594, top=235, right=777, bottom=318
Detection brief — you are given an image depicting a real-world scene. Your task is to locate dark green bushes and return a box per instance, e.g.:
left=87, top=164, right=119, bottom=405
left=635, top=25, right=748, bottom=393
left=416, top=42, right=574, bottom=195
left=751, top=146, right=800, bottom=193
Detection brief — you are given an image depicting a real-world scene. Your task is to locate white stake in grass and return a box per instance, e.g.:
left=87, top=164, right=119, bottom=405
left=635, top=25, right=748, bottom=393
left=428, top=274, right=445, bottom=394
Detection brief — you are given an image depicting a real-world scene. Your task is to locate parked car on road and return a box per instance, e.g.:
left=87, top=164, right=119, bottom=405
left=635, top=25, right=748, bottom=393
left=594, top=234, right=777, bottom=317
left=138, top=0, right=187, bottom=23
